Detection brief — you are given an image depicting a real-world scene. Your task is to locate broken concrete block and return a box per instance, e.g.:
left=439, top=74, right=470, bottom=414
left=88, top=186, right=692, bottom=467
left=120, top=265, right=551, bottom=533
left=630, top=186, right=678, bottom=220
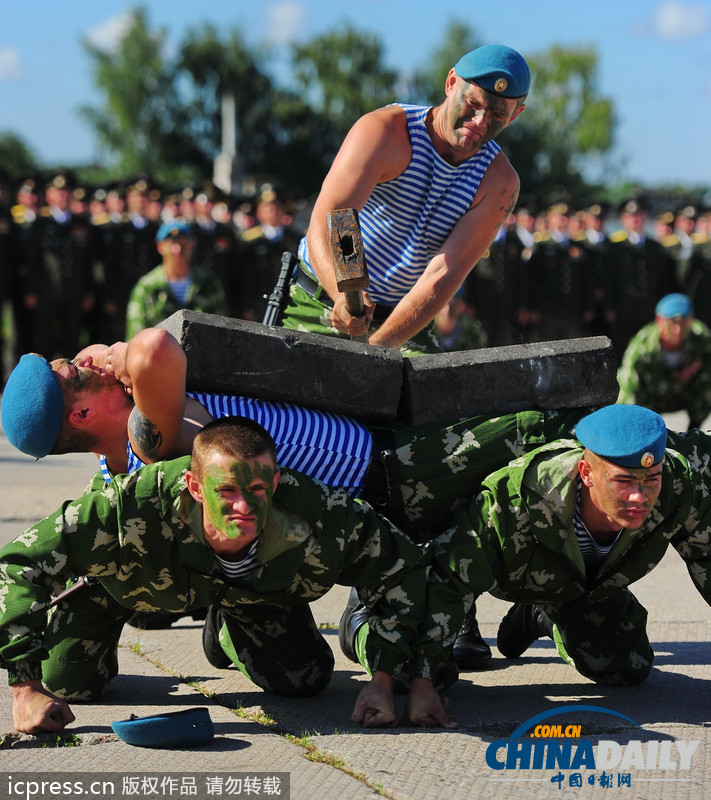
left=400, top=337, right=619, bottom=425
left=159, top=310, right=403, bottom=423
left=159, top=312, right=619, bottom=425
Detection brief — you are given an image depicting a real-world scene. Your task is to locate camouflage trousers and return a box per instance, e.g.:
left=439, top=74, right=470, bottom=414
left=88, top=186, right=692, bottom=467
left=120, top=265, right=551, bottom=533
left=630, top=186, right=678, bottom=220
left=538, top=590, right=654, bottom=686
left=40, top=584, right=336, bottom=700
left=213, top=603, right=335, bottom=697
left=281, top=282, right=442, bottom=356
left=367, top=408, right=587, bottom=539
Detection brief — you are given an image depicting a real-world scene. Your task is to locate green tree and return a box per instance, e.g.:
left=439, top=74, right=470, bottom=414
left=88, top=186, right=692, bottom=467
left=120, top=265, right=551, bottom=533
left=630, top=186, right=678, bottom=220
left=291, top=27, right=398, bottom=141
left=178, top=24, right=274, bottom=178
left=0, top=132, right=38, bottom=179
left=80, top=7, right=196, bottom=180
left=504, top=44, right=616, bottom=201
left=406, top=20, right=481, bottom=105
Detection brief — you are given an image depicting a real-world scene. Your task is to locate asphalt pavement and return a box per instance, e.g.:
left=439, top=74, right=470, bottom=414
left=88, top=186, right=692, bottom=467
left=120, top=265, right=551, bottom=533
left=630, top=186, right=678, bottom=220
left=0, top=411, right=709, bottom=800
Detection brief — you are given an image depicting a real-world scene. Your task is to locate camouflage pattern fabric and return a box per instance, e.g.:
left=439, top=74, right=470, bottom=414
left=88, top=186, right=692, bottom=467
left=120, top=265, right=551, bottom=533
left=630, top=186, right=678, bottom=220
left=617, top=319, right=711, bottom=426
left=372, top=408, right=587, bottom=538
left=0, top=457, right=460, bottom=697
left=431, top=439, right=711, bottom=685
left=125, top=264, right=226, bottom=339
left=281, top=283, right=442, bottom=356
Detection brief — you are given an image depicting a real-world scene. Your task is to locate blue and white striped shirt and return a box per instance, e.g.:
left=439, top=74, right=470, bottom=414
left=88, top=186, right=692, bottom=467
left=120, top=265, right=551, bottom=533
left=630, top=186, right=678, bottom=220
left=299, top=103, right=500, bottom=305
left=100, top=393, right=373, bottom=495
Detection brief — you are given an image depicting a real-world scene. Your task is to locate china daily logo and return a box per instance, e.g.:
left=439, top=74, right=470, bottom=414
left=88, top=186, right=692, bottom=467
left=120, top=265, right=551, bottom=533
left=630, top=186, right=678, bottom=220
left=486, top=705, right=700, bottom=787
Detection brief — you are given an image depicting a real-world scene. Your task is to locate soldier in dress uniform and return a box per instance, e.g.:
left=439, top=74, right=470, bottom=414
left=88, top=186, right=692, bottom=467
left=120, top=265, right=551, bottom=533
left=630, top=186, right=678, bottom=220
left=462, top=210, right=527, bottom=346
left=101, top=177, right=161, bottom=341
left=0, top=170, right=14, bottom=385
left=604, top=197, right=678, bottom=358
left=27, top=171, right=96, bottom=358
left=8, top=176, right=42, bottom=360
left=192, top=182, right=239, bottom=317
left=577, top=201, right=611, bottom=337
left=685, top=206, right=711, bottom=327
left=238, top=190, right=301, bottom=321
left=526, top=202, right=595, bottom=341
left=660, top=204, right=698, bottom=288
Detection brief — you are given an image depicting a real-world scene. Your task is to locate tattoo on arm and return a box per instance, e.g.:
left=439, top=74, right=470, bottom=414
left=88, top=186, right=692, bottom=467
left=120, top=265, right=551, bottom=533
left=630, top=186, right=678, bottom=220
left=501, top=188, right=518, bottom=218
left=128, top=408, right=163, bottom=460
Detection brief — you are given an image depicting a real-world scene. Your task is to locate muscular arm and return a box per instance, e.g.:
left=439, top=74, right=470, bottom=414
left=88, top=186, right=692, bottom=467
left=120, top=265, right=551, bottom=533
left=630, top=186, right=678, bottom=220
left=305, top=106, right=519, bottom=347
left=108, top=328, right=189, bottom=463
left=305, top=107, right=411, bottom=337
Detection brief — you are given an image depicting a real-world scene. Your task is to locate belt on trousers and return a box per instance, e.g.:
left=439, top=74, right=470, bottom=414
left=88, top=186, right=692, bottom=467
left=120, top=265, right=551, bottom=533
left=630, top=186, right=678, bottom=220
left=294, top=268, right=395, bottom=322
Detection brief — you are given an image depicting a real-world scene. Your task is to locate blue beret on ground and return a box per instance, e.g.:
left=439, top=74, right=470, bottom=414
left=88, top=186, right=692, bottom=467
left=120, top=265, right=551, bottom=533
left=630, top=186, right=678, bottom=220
left=454, top=44, right=531, bottom=98
left=655, top=293, right=692, bottom=319
left=575, top=405, right=667, bottom=468
left=111, top=707, right=214, bottom=748
left=1, top=354, right=63, bottom=458
left=156, top=220, right=195, bottom=241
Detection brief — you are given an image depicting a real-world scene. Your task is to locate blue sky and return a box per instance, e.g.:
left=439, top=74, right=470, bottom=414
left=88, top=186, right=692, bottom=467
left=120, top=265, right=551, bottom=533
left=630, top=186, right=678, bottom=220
left=1, top=0, right=710, bottom=188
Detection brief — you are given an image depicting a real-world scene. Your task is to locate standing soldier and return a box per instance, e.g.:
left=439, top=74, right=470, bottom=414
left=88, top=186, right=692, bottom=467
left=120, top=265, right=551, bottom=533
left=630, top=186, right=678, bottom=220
left=685, top=207, right=711, bottom=327
left=8, top=177, right=41, bottom=360
left=527, top=202, right=594, bottom=341
left=462, top=212, right=524, bottom=346
left=27, top=172, right=96, bottom=358
left=578, top=202, right=611, bottom=338
left=661, top=204, right=698, bottom=288
left=604, top=197, right=678, bottom=358
left=0, top=170, right=14, bottom=385
left=192, top=183, right=239, bottom=317
left=238, top=189, right=301, bottom=322
left=102, top=178, right=161, bottom=341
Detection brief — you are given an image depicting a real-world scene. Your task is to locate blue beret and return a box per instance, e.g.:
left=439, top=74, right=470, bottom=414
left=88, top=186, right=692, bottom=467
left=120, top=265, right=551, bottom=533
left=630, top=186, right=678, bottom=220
left=1, top=354, right=63, bottom=458
left=156, top=220, right=195, bottom=241
left=656, top=293, right=692, bottom=319
left=454, top=44, right=531, bottom=98
left=575, top=405, right=667, bottom=468
left=111, top=707, right=214, bottom=748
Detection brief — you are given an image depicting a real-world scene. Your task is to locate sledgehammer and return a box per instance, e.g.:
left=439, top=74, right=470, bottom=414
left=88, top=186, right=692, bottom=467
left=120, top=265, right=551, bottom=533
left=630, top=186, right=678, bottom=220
left=327, top=207, right=370, bottom=343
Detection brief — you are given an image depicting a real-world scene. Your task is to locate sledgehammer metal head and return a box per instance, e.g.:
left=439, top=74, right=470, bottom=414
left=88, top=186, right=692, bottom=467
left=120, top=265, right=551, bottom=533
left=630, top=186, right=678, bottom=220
left=327, top=207, right=370, bottom=320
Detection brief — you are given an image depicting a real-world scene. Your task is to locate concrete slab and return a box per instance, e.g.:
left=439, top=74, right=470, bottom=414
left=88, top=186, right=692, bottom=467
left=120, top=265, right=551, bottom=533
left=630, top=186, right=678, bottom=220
left=159, top=311, right=620, bottom=425
left=159, top=310, right=403, bottom=423
left=401, top=336, right=619, bottom=424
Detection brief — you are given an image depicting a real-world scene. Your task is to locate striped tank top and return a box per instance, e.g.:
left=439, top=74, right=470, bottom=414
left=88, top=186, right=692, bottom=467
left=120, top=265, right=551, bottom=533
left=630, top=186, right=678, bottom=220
left=299, top=103, right=500, bottom=305
left=100, top=394, right=372, bottom=495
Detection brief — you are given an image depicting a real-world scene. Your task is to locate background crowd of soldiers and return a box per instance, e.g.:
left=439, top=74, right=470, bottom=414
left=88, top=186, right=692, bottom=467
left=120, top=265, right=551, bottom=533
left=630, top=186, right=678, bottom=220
left=461, top=197, right=711, bottom=358
left=0, top=169, right=303, bottom=383
left=1, top=165, right=710, bottom=386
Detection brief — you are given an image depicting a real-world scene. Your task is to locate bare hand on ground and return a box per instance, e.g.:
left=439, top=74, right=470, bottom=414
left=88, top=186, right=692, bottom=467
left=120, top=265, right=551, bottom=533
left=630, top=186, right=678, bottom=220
left=12, top=681, right=75, bottom=734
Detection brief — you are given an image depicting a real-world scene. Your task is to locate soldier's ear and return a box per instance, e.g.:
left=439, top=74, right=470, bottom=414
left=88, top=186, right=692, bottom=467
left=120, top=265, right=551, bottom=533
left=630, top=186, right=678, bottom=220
left=67, top=404, right=96, bottom=428
left=578, top=459, right=593, bottom=487
left=185, top=470, right=204, bottom=504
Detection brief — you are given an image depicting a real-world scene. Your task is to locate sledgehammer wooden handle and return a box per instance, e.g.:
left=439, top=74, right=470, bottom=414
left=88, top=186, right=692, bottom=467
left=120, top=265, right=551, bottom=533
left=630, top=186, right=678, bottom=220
left=327, top=208, right=370, bottom=342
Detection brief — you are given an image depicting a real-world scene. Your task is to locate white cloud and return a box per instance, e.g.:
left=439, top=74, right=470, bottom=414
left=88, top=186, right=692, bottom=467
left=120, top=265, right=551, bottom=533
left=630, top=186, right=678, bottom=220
left=653, top=2, right=709, bottom=40
left=85, top=10, right=136, bottom=53
left=265, top=2, right=307, bottom=46
left=0, top=47, right=23, bottom=81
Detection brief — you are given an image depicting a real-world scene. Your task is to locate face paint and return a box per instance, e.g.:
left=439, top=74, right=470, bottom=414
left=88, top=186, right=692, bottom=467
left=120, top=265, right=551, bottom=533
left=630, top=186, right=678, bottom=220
left=200, top=453, right=276, bottom=545
left=445, top=78, right=519, bottom=155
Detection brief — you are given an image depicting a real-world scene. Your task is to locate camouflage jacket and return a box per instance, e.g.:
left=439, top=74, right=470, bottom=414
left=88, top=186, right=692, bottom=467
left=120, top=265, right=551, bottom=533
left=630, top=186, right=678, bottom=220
left=125, top=264, right=226, bottom=338
left=0, top=457, right=452, bottom=686
left=617, top=319, right=711, bottom=420
left=435, top=440, right=711, bottom=611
